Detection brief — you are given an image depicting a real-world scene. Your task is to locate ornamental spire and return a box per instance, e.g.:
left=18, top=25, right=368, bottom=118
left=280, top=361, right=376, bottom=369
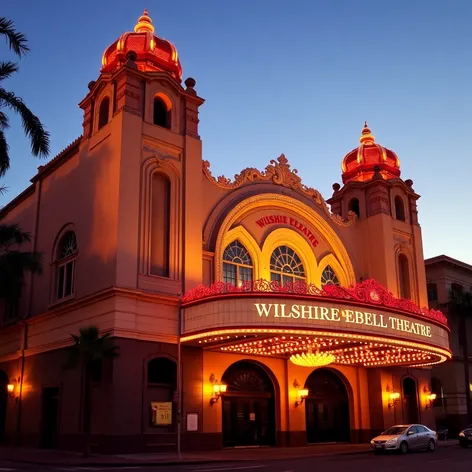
left=134, top=9, right=155, bottom=33
left=359, top=121, right=375, bottom=144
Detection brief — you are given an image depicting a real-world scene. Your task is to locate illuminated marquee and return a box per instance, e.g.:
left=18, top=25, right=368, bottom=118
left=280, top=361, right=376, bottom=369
left=255, top=214, right=319, bottom=247
left=254, top=303, right=432, bottom=338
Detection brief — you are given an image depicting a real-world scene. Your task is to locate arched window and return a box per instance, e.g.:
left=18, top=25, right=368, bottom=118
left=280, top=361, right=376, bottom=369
left=394, top=195, right=406, bottom=221
left=98, top=97, right=110, bottom=130
left=398, top=253, right=410, bottom=299
left=56, top=231, right=78, bottom=300
left=348, top=198, right=360, bottom=218
left=153, top=97, right=171, bottom=129
left=321, top=265, right=340, bottom=286
left=223, top=241, right=253, bottom=286
left=147, top=357, right=177, bottom=428
left=150, top=173, right=170, bottom=277
left=270, top=246, right=305, bottom=285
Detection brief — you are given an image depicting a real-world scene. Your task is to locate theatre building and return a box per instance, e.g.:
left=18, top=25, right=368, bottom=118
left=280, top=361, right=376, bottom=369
left=0, top=12, right=451, bottom=453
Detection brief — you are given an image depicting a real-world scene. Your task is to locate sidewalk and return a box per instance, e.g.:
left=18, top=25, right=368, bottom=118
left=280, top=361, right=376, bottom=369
left=0, top=440, right=459, bottom=467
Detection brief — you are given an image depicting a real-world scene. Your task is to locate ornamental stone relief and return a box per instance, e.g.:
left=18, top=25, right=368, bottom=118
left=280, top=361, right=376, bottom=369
left=202, top=154, right=356, bottom=228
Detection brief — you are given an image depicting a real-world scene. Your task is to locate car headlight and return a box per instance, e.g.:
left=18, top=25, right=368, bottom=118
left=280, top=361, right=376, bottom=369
left=386, top=438, right=398, bottom=444
left=370, top=440, right=375, bottom=444
left=459, top=432, right=465, bottom=437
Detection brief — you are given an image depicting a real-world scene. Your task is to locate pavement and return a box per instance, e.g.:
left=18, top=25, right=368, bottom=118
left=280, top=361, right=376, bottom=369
left=0, top=441, right=468, bottom=472
left=0, top=440, right=460, bottom=469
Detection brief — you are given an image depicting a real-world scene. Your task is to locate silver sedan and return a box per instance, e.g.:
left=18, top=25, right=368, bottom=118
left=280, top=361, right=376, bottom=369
left=371, top=424, right=437, bottom=454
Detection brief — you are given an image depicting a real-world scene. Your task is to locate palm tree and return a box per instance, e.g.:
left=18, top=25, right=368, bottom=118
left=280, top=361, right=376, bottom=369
left=64, top=326, right=120, bottom=456
left=449, top=289, right=472, bottom=423
left=0, top=223, right=42, bottom=318
left=0, top=16, right=50, bottom=175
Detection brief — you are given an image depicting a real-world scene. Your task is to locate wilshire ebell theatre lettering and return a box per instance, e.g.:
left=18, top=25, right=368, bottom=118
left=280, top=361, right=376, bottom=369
left=254, top=303, right=433, bottom=338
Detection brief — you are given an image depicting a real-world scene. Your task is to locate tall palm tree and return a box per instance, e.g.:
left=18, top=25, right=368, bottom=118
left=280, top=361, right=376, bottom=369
left=0, top=223, right=42, bottom=319
left=64, top=326, right=120, bottom=456
left=0, top=17, right=50, bottom=175
left=449, top=289, right=472, bottom=423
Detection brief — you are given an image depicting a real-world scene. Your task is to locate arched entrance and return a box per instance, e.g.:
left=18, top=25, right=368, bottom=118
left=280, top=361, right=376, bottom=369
left=221, top=360, right=276, bottom=447
left=0, top=370, right=8, bottom=442
left=305, top=368, right=350, bottom=443
left=402, top=377, right=419, bottom=423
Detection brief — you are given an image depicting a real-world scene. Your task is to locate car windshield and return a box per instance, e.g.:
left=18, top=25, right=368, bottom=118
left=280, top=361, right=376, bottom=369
left=382, top=427, right=407, bottom=435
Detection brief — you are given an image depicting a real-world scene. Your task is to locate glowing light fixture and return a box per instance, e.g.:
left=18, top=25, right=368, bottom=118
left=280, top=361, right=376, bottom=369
left=209, top=374, right=227, bottom=405
left=424, top=386, right=437, bottom=408
left=290, top=346, right=335, bottom=368
left=293, top=380, right=309, bottom=407
left=387, top=385, right=400, bottom=409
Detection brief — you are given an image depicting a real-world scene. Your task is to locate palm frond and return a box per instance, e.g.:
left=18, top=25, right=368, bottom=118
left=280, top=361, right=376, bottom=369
left=0, top=61, right=18, bottom=82
left=0, top=111, right=9, bottom=130
left=0, top=17, right=29, bottom=57
left=0, top=88, right=50, bottom=160
left=0, top=129, right=8, bottom=175
left=0, top=223, right=31, bottom=249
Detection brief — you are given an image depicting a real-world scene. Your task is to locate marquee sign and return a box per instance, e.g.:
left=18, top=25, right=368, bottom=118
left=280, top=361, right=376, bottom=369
left=254, top=303, right=432, bottom=338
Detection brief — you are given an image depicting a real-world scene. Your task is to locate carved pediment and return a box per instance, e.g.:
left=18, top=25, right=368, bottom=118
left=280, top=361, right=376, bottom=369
left=202, top=154, right=356, bottom=227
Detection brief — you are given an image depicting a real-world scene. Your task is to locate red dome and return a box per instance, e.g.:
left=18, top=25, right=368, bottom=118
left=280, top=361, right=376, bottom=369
left=101, top=10, right=182, bottom=82
left=341, top=123, right=401, bottom=184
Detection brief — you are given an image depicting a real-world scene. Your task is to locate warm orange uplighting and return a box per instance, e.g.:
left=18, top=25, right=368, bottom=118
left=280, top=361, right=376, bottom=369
left=209, top=374, right=226, bottom=404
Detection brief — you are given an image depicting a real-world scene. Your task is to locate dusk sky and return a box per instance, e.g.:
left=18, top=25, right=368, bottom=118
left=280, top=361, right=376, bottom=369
left=1, top=1, right=471, bottom=263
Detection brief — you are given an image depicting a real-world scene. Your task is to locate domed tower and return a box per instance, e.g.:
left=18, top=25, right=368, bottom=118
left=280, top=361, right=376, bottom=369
left=78, top=11, right=205, bottom=292
left=327, top=123, right=427, bottom=307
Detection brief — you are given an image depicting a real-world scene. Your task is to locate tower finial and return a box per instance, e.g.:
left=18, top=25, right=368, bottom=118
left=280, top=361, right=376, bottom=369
left=359, top=121, right=375, bottom=144
left=134, top=9, right=155, bottom=33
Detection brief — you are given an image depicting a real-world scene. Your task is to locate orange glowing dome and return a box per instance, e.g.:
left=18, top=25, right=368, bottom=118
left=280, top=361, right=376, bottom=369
left=341, top=123, right=401, bottom=184
left=101, top=10, right=182, bottom=82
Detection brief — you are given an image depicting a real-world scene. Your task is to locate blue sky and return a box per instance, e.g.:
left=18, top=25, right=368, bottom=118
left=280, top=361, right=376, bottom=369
left=2, top=1, right=472, bottom=263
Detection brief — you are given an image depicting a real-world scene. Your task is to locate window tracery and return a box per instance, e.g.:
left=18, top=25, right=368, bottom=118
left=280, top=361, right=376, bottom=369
left=321, top=265, right=340, bottom=286
left=223, top=241, right=253, bottom=285
left=56, top=231, right=78, bottom=300
left=270, top=245, right=306, bottom=285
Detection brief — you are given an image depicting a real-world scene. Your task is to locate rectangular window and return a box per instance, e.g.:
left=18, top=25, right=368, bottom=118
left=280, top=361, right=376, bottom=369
left=239, top=267, right=253, bottom=283
left=57, top=260, right=75, bottom=300
left=223, top=263, right=237, bottom=285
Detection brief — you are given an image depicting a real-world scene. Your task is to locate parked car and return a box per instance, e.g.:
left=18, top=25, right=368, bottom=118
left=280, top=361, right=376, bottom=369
left=371, top=424, right=437, bottom=454
left=459, top=425, right=472, bottom=448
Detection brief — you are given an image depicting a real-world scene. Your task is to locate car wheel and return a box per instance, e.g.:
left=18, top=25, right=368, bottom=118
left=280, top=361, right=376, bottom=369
left=400, top=441, right=408, bottom=454
left=427, top=439, right=436, bottom=452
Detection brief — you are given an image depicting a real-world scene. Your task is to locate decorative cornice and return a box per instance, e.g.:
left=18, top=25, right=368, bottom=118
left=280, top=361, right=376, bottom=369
left=181, top=278, right=448, bottom=328
left=202, top=154, right=356, bottom=227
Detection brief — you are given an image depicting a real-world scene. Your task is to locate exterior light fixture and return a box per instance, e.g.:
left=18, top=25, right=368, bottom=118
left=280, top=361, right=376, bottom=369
left=386, top=385, right=400, bottom=409
left=293, top=380, right=309, bottom=407
left=424, top=386, right=437, bottom=408
left=6, top=378, right=19, bottom=403
left=289, top=345, right=335, bottom=368
left=209, top=373, right=227, bottom=405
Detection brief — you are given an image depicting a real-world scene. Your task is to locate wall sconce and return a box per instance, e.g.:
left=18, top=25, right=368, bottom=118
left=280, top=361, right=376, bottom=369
left=209, top=373, right=227, bottom=405
left=6, top=378, right=20, bottom=403
left=424, top=386, right=436, bottom=409
left=293, top=379, right=309, bottom=407
left=386, top=385, right=400, bottom=409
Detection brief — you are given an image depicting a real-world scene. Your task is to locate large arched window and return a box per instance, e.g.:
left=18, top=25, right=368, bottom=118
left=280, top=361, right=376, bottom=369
left=153, top=96, right=171, bottom=129
left=270, top=246, right=306, bottom=285
left=321, top=265, right=340, bottom=286
left=98, top=97, right=110, bottom=130
left=150, top=173, right=170, bottom=277
left=56, top=231, right=78, bottom=300
left=222, top=241, right=253, bottom=286
left=394, top=196, right=406, bottom=221
left=398, top=253, right=411, bottom=299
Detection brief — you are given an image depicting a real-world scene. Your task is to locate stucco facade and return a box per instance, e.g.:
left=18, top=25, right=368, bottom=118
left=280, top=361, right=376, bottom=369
left=0, top=11, right=451, bottom=453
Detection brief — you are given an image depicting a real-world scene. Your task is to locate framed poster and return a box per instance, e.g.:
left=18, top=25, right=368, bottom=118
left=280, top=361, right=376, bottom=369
left=151, top=401, right=172, bottom=426
left=186, top=412, right=198, bottom=432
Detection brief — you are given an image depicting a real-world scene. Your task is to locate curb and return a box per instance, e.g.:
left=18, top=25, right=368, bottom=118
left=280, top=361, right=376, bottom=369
left=2, top=442, right=458, bottom=468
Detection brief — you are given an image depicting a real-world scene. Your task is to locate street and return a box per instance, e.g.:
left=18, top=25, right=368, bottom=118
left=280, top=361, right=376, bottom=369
left=0, top=446, right=470, bottom=472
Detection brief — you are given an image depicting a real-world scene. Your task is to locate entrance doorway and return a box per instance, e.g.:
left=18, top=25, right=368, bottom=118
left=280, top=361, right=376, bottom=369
left=402, top=377, right=419, bottom=424
left=221, top=361, right=276, bottom=447
left=0, top=370, right=7, bottom=442
left=40, top=387, right=60, bottom=449
left=305, top=368, right=350, bottom=443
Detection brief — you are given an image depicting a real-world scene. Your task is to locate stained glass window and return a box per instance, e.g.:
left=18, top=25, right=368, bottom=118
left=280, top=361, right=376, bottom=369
left=270, top=246, right=306, bottom=285
left=222, top=241, right=253, bottom=285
